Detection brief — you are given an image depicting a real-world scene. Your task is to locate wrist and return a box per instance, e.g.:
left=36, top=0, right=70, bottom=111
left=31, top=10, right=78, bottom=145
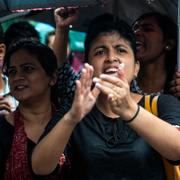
left=63, top=112, right=79, bottom=127
left=124, top=105, right=140, bottom=124
left=56, top=26, right=69, bottom=34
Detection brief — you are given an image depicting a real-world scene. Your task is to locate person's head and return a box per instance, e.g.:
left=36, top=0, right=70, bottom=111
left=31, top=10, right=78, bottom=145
left=132, top=12, right=177, bottom=92
left=45, top=30, right=55, bottom=49
left=84, top=13, right=139, bottom=84
left=0, top=24, right=6, bottom=69
left=4, top=21, right=40, bottom=49
left=4, top=38, right=58, bottom=105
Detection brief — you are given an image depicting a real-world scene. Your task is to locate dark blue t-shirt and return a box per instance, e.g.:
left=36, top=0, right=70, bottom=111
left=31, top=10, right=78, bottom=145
left=55, top=62, right=180, bottom=180
left=65, top=95, right=180, bottom=180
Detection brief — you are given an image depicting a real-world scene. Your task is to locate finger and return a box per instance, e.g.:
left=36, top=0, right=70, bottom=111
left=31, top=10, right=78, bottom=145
left=170, top=80, right=176, bottom=86
left=95, top=82, right=114, bottom=96
left=84, top=64, right=94, bottom=87
left=117, top=63, right=127, bottom=82
left=74, top=80, right=81, bottom=100
left=57, top=7, right=69, bottom=18
left=80, top=68, right=87, bottom=88
left=67, top=7, right=79, bottom=16
left=91, top=85, right=100, bottom=99
left=93, top=77, right=114, bottom=91
left=55, top=7, right=66, bottom=16
left=84, top=63, right=94, bottom=77
left=170, top=79, right=180, bottom=87
left=169, top=85, right=180, bottom=94
left=0, top=101, right=11, bottom=107
left=99, top=74, right=124, bottom=88
left=0, top=104, right=11, bottom=112
left=175, top=71, right=180, bottom=78
left=79, top=68, right=92, bottom=95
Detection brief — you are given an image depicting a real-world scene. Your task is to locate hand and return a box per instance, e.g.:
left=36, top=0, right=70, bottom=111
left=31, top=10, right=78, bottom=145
left=93, top=64, right=137, bottom=120
left=0, top=96, right=11, bottom=114
left=169, top=71, right=180, bottom=98
left=54, top=7, right=79, bottom=30
left=68, top=63, right=100, bottom=123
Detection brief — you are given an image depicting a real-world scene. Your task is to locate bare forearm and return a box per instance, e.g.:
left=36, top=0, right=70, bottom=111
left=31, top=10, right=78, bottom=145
left=53, top=27, right=69, bottom=67
left=128, top=107, right=180, bottom=160
left=32, top=113, right=77, bottom=175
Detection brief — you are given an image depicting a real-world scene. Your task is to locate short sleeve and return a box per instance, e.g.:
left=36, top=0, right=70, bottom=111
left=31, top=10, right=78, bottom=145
left=157, top=94, right=180, bottom=125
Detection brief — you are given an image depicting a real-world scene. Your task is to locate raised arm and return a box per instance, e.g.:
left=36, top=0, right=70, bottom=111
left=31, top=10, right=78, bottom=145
left=53, top=7, right=79, bottom=67
left=31, top=64, right=100, bottom=175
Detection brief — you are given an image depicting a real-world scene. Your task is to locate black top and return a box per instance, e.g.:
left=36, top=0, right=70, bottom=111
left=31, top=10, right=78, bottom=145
left=65, top=94, right=180, bottom=180
left=55, top=62, right=180, bottom=180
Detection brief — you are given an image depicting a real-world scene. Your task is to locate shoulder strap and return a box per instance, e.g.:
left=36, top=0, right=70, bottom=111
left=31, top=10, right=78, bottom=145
left=145, top=95, right=180, bottom=180
left=144, top=95, right=159, bottom=116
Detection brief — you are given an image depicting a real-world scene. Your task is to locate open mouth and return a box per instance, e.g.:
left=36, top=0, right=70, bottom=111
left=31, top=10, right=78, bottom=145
left=136, top=41, right=144, bottom=50
left=14, top=85, right=27, bottom=91
left=104, top=66, right=119, bottom=76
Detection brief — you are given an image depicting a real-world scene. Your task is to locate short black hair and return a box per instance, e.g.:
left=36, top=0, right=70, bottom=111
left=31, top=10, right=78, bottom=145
left=84, top=13, right=137, bottom=62
left=4, top=38, right=57, bottom=76
left=4, top=21, right=40, bottom=48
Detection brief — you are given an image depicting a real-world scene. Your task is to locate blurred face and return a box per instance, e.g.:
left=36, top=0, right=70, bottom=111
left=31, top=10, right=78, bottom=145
left=7, top=49, right=55, bottom=102
left=133, top=16, right=166, bottom=64
left=88, top=32, right=139, bottom=84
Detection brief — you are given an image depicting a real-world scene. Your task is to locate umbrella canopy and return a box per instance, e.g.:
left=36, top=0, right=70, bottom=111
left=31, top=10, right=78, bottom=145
left=0, top=0, right=177, bottom=23
left=0, top=0, right=179, bottom=68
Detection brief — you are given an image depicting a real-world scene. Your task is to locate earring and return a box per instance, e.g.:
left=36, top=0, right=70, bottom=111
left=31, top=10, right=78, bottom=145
left=130, top=76, right=144, bottom=94
left=165, top=45, right=170, bottom=50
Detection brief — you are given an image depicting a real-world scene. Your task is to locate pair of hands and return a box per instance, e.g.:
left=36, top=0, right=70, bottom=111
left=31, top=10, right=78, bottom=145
left=68, top=63, right=136, bottom=124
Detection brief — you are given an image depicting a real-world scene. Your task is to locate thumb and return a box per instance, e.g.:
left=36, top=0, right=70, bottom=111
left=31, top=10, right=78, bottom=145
left=117, top=63, right=127, bottom=82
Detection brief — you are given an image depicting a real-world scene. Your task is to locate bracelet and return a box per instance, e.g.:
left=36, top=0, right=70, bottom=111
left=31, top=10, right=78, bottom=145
left=125, top=105, right=140, bottom=124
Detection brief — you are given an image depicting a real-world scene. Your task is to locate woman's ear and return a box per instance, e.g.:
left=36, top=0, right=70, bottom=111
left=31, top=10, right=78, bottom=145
left=134, top=60, right=140, bottom=77
left=165, top=39, right=175, bottom=51
left=49, top=71, right=58, bottom=86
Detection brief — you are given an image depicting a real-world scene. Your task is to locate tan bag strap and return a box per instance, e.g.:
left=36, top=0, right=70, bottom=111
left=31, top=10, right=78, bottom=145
left=151, top=95, right=158, bottom=116
left=144, top=95, right=158, bottom=116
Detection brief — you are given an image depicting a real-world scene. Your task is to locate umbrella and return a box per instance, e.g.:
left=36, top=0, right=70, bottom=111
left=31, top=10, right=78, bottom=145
left=0, top=0, right=105, bottom=12
left=0, top=0, right=179, bottom=68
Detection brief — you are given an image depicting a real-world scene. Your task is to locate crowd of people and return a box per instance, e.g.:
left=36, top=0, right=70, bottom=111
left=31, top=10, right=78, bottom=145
left=0, top=5, right=179, bottom=180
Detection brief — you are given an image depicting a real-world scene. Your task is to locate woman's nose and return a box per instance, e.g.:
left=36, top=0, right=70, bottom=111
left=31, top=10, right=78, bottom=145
left=105, top=56, right=119, bottom=63
left=12, top=70, right=25, bottom=81
left=134, top=28, right=143, bottom=37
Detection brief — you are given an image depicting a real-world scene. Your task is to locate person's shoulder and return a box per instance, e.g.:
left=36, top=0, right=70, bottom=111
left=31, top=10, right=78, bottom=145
left=157, top=93, right=180, bottom=114
left=158, top=93, right=179, bottom=103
